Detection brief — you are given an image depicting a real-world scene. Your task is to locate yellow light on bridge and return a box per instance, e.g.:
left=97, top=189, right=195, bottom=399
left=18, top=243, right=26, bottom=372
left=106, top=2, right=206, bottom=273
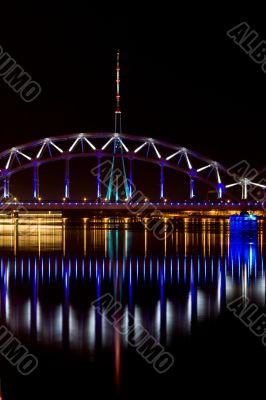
left=83, top=197, right=87, bottom=202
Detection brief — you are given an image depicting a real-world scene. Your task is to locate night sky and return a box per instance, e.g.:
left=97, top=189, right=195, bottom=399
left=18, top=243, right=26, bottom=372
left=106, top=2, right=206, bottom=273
left=0, top=9, right=265, bottom=198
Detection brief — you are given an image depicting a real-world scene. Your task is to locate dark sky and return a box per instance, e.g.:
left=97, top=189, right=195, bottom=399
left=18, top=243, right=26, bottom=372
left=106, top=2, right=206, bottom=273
left=0, top=9, right=265, bottom=198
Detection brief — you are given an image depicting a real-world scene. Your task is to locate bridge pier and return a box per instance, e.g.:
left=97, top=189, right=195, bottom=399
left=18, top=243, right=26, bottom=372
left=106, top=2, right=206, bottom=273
left=33, top=163, right=40, bottom=200
left=3, top=176, right=10, bottom=198
left=97, top=156, right=101, bottom=199
left=64, top=159, right=70, bottom=199
left=190, top=179, right=195, bottom=199
left=242, top=182, right=248, bottom=200
left=129, top=158, right=133, bottom=199
left=160, top=164, right=165, bottom=199
left=217, top=183, right=224, bottom=199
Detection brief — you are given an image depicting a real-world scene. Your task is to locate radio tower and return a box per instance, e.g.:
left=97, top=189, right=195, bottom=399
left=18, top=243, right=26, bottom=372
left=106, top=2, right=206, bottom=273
left=106, top=50, right=129, bottom=201
left=115, top=49, right=122, bottom=134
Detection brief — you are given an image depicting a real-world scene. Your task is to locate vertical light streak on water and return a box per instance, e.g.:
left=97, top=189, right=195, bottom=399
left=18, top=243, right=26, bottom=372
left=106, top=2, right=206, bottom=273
left=48, top=257, right=51, bottom=283
left=163, top=256, right=166, bottom=283
left=232, top=257, right=234, bottom=283
left=6, top=258, right=10, bottom=322
left=32, top=257, right=37, bottom=338
left=217, top=257, right=223, bottom=313
left=143, top=257, right=146, bottom=283
left=69, top=258, right=71, bottom=278
left=96, top=259, right=100, bottom=301
left=243, top=264, right=248, bottom=299
left=124, top=229, right=128, bottom=258
left=55, top=257, right=58, bottom=281
left=83, top=219, right=87, bottom=257
left=211, top=257, right=214, bottom=283
left=184, top=256, right=187, bottom=284
left=129, top=257, right=132, bottom=287
left=108, top=230, right=113, bottom=260
left=204, top=257, right=206, bottom=284
left=116, top=258, right=118, bottom=283
left=102, top=257, right=105, bottom=281
left=75, top=257, right=78, bottom=280
left=164, top=225, right=167, bottom=256
left=7, top=257, right=10, bottom=291
left=122, top=258, right=125, bottom=282
left=109, top=258, right=112, bottom=281
left=104, top=226, right=107, bottom=258
left=14, top=257, right=17, bottom=281
left=2, top=260, right=7, bottom=322
left=28, top=257, right=31, bottom=282
left=249, top=244, right=253, bottom=276
left=87, top=307, right=95, bottom=351
left=160, top=261, right=165, bottom=342
left=90, top=257, right=92, bottom=280
left=21, top=257, right=24, bottom=281
left=144, top=224, right=147, bottom=256
left=136, top=257, right=139, bottom=283
left=177, top=256, right=180, bottom=283
left=224, top=256, right=227, bottom=279
left=82, top=258, right=85, bottom=281
left=63, top=258, right=69, bottom=342
left=238, top=255, right=241, bottom=284
left=150, top=256, right=152, bottom=283
left=197, top=255, right=200, bottom=283
left=129, top=257, right=132, bottom=306
left=115, top=229, right=119, bottom=259
left=96, top=258, right=99, bottom=284
left=190, top=256, right=196, bottom=326
left=61, top=257, right=64, bottom=280
left=170, top=256, right=173, bottom=284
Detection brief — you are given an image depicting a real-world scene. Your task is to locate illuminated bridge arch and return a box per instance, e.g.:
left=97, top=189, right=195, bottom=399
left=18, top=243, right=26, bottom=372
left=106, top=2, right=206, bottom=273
left=0, top=132, right=265, bottom=201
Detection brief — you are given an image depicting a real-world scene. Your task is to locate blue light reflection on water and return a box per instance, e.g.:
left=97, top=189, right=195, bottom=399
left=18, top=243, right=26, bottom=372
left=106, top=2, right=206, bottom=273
left=0, top=219, right=264, bottom=361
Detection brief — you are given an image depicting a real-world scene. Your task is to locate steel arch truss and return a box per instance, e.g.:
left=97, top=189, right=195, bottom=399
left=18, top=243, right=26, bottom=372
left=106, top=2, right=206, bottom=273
left=0, top=132, right=265, bottom=201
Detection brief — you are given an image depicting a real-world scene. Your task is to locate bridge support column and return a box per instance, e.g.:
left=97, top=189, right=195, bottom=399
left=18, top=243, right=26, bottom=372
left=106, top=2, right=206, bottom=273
left=97, top=156, right=101, bottom=199
left=160, top=165, right=165, bottom=199
left=115, top=174, right=119, bottom=203
left=3, top=176, right=10, bottom=198
left=33, top=163, right=39, bottom=200
left=190, top=179, right=195, bottom=199
left=129, top=158, right=133, bottom=199
left=64, top=159, right=70, bottom=199
left=217, top=183, right=224, bottom=199
left=242, top=182, right=248, bottom=200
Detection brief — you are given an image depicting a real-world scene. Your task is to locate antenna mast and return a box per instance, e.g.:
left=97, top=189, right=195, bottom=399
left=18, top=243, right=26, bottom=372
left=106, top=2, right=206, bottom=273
left=115, top=50, right=122, bottom=134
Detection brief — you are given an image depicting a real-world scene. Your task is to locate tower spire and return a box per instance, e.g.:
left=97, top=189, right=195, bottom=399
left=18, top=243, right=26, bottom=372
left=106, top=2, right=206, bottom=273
left=115, top=49, right=122, bottom=134
left=116, top=49, right=120, bottom=113
left=106, top=50, right=129, bottom=201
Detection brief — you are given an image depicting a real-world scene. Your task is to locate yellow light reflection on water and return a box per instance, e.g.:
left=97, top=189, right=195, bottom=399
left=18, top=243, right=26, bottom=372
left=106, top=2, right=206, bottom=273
left=0, top=213, right=63, bottom=253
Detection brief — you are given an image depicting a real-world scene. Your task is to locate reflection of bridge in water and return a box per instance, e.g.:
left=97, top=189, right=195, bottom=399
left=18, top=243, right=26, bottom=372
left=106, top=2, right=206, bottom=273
left=0, top=219, right=265, bottom=351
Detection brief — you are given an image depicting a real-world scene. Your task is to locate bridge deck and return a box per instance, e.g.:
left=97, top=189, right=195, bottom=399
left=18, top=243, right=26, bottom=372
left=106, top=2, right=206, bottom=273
left=0, top=201, right=264, bottom=217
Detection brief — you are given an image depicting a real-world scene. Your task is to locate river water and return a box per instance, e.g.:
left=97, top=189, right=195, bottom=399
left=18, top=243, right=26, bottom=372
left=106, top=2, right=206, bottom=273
left=0, top=217, right=265, bottom=399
